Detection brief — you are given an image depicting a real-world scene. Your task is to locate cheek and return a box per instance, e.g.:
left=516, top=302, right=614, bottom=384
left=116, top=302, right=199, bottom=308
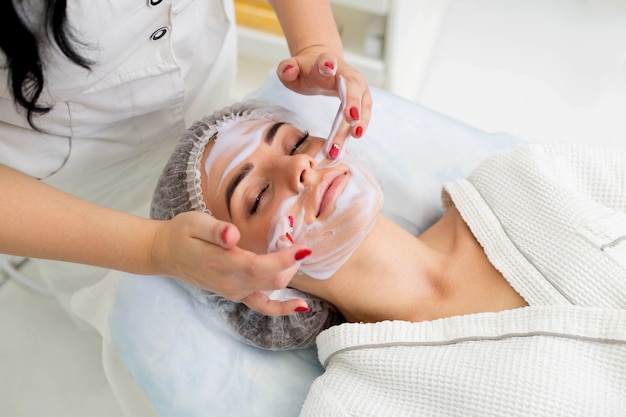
left=265, top=193, right=306, bottom=253
left=237, top=220, right=272, bottom=254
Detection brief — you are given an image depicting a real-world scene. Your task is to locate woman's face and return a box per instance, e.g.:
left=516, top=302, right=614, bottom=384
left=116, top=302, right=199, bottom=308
left=201, top=116, right=383, bottom=279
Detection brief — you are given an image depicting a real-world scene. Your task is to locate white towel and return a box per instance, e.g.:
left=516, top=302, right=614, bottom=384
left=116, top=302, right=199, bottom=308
left=301, top=306, right=626, bottom=417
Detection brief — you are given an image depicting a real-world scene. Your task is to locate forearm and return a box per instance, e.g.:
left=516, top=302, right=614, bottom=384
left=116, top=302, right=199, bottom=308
left=0, top=164, right=161, bottom=276
left=269, top=0, right=343, bottom=57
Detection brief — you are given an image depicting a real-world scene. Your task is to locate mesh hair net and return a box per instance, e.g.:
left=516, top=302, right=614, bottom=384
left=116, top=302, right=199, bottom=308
left=150, top=100, right=344, bottom=350
left=179, top=281, right=343, bottom=351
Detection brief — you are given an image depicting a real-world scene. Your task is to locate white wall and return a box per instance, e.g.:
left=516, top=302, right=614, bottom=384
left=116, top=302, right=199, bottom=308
left=410, top=0, right=626, bottom=149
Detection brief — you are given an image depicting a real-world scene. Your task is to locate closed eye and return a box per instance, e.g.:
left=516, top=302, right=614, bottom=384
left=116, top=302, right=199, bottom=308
left=290, top=131, right=309, bottom=155
left=249, top=184, right=269, bottom=216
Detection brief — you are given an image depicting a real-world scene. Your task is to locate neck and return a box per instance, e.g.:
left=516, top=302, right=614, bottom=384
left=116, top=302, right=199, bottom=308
left=290, top=213, right=453, bottom=323
left=290, top=206, right=528, bottom=323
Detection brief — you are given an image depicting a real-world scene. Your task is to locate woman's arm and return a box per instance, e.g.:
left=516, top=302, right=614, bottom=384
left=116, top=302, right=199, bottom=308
left=269, top=0, right=343, bottom=60
left=0, top=164, right=309, bottom=315
left=0, top=164, right=158, bottom=273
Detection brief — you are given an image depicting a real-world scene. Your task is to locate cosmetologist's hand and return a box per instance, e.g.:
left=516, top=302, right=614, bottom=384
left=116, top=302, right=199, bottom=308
left=277, top=51, right=372, bottom=156
left=151, top=211, right=312, bottom=316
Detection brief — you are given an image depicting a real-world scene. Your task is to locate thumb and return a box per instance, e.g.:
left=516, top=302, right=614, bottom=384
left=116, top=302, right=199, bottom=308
left=218, top=222, right=241, bottom=249
left=190, top=212, right=240, bottom=249
left=217, top=222, right=240, bottom=249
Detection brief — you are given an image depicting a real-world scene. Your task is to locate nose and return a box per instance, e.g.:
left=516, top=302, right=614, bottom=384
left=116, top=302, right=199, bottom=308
left=283, top=153, right=316, bottom=191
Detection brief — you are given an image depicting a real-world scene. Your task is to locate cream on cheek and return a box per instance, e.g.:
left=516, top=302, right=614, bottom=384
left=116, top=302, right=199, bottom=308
left=267, top=147, right=383, bottom=279
left=202, top=117, right=383, bottom=279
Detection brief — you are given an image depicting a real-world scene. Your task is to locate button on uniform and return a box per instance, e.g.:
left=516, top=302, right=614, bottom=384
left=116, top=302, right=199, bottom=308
left=148, top=0, right=168, bottom=40
left=150, top=26, right=169, bottom=40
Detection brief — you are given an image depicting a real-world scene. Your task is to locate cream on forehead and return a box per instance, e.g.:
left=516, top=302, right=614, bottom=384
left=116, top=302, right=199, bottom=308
left=203, top=118, right=268, bottom=193
left=267, top=147, right=383, bottom=279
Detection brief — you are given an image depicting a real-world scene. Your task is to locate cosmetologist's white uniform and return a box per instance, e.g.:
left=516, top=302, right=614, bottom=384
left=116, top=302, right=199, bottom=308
left=0, top=0, right=237, bottom=316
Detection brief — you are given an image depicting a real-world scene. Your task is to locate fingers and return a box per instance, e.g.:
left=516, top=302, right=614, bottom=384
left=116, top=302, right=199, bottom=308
left=241, top=291, right=310, bottom=316
left=355, top=87, right=372, bottom=137
left=316, top=53, right=338, bottom=78
left=340, top=73, right=372, bottom=140
left=185, top=209, right=312, bottom=288
left=217, top=223, right=241, bottom=249
left=157, top=213, right=314, bottom=317
left=277, top=50, right=373, bottom=135
left=318, top=54, right=372, bottom=145
left=277, top=54, right=339, bottom=95
left=324, top=119, right=352, bottom=160
left=236, top=244, right=311, bottom=290
left=186, top=211, right=241, bottom=249
left=277, top=57, right=300, bottom=84
left=196, top=243, right=310, bottom=305
left=324, top=72, right=372, bottom=159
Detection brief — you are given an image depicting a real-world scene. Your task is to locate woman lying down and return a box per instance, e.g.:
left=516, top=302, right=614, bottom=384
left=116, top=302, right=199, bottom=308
left=151, top=101, right=626, bottom=416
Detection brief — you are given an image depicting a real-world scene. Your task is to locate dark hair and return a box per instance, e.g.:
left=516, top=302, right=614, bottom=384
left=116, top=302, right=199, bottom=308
left=1, top=0, right=92, bottom=130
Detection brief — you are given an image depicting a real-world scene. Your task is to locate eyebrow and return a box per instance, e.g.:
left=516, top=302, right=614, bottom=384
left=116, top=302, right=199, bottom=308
left=266, top=122, right=284, bottom=145
left=224, top=122, right=285, bottom=217
left=226, top=162, right=253, bottom=218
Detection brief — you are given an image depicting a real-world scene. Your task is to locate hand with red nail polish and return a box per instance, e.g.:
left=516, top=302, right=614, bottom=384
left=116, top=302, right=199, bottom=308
left=151, top=210, right=313, bottom=317
left=235, top=243, right=313, bottom=316
left=274, top=48, right=372, bottom=146
left=238, top=290, right=311, bottom=318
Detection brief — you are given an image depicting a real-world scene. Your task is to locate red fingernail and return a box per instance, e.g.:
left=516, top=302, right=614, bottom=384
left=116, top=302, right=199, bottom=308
left=355, top=126, right=363, bottom=138
left=285, top=232, right=294, bottom=244
left=221, top=227, right=229, bottom=244
left=324, top=61, right=335, bottom=70
left=281, top=64, right=293, bottom=74
left=288, top=215, right=294, bottom=228
left=349, top=107, right=360, bottom=121
left=295, top=249, right=312, bottom=261
left=328, top=143, right=340, bottom=159
left=295, top=306, right=310, bottom=313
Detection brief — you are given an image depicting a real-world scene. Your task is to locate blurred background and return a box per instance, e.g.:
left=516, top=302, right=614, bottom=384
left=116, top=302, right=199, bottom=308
left=233, top=0, right=626, bottom=148
left=2, top=0, right=625, bottom=415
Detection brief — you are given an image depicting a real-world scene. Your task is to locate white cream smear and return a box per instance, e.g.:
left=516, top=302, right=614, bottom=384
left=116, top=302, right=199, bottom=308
left=268, top=148, right=383, bottom=280
left=205, top=117, right=383, bottom=280
left=204, top=118, right=266, bottom=194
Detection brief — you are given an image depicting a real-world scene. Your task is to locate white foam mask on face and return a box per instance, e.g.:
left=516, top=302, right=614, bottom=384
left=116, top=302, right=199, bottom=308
left=268, top=148, right=382, bottom=279
left=205, top=117, right=383, bottom=280
left=204, top=118, right=266, bottom=195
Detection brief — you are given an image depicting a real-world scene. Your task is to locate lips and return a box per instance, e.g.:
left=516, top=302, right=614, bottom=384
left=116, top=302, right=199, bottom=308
left=316, top=170, right=347, bottom=217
